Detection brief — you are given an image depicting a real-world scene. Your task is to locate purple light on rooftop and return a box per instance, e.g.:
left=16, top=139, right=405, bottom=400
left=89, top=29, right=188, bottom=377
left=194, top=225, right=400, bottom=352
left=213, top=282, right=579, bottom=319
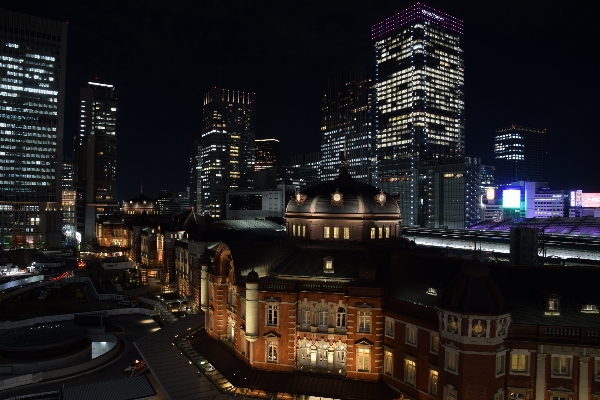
left=372, top=3, right=464, bottom=40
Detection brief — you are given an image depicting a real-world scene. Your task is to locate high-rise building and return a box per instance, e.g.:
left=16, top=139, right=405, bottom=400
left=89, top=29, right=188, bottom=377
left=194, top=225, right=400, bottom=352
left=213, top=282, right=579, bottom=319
left=494, top=125, right=547, bottom=186
left=198, top=88, right=255, bottom=219
left=418, top=156, right=480, bottom=229
left=255, top=139, right=280, bottom=172
left=73, top=81, right=119, bottom=242
left=373, top=3, right=465, bottom=226
left=320, top=65, right=374, bottom=183
left=0, top=9, right=67, bottom=248
left=61, top=157, right=76, bottom=245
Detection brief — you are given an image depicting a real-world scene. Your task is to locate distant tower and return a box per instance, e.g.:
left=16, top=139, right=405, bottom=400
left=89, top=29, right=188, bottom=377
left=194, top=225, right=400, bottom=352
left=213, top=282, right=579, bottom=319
left=0, top=9, right=68, bottom=248
left=320, top=64, right=374, bottom=184
left=198, top=88, right=256, bottom=219
left=73, top=81, right=119, bottom=241
left=255, top=139, right=280, bottom=172
left=372, top=4, right=465, bottom=226
left=494, top=125, right=547, bottom=186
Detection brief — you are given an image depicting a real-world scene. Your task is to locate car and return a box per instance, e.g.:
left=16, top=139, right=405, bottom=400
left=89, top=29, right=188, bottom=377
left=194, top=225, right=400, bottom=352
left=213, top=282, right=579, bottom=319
left=124, top=359, right=146, bottom=375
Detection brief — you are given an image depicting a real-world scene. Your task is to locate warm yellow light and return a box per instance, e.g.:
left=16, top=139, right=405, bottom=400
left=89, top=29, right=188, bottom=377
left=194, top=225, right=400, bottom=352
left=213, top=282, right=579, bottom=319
left=487, top=188, right=495, bottom=200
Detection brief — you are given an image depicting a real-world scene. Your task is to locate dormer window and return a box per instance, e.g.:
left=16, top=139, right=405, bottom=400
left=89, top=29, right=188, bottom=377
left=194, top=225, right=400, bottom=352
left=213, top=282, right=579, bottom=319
left=582, top=304, right=598, bottom=313
left=426, top=287, right=437, bottom=296
left=323, top=256, right=334, bottom=273
left=545, top=294, right=561, bottom=316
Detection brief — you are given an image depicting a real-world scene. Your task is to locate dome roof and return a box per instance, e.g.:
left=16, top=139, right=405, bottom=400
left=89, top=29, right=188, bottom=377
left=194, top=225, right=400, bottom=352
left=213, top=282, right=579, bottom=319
left=125, top=192, right=156, bottom=207
left=286, top=172, right=400, bottom=216
left=437, top=259, right=507, bottom=314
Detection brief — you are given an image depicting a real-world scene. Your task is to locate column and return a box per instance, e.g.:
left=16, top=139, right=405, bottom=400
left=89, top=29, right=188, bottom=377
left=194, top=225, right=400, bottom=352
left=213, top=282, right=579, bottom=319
left=579, top=356, right=590, bottom=400
left=200, top=265, right=208, bottom=312
left=535, top=353, right=546, bottom=400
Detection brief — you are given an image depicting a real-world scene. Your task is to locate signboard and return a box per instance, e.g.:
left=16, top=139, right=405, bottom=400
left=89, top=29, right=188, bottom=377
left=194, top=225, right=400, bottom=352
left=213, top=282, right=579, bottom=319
left=486, top=188, right=495, bottom=200
left=502, top=189, right=521, bottom=209
left=582, top=193, right=600, bottom=208
left=576, top=190, right=583, bottom=207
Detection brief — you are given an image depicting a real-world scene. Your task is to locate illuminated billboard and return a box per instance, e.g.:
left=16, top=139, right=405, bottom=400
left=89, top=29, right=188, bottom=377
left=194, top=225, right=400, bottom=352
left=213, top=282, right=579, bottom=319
left=502, top=189, right=521, bottom=209
left=486, top=188, right=495, bottom=200
left=582, top=193, right=600, bottom=208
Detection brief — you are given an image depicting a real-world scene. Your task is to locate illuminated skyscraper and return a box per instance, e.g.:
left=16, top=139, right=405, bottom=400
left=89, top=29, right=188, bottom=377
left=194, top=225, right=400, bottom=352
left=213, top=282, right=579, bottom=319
left=494, top=125, right=547, bottom=186
left=73, top=81, right=118, bottom=242
left=320, top=65, right=374, bottom=183
left=373, top=3, right=465, bottom=226
left=0, top=9, right=67, bottom=248
left=198, top=88, right=255, bottom=219
left=255, top=138, right=280, bottom=172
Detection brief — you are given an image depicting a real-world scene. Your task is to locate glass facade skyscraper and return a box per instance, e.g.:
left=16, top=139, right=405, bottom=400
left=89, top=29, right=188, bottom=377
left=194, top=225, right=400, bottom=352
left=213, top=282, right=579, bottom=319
left=0, top=9, right=67, bottom=248
left=73, top=81, right=118, bottom=242
left=373, top=3, right=465, bottom=226
left=320, top=64, right=374, bottom=183
left=494, top=125, right=547, bottom=186
left=198, top=88, right=255, bottom=219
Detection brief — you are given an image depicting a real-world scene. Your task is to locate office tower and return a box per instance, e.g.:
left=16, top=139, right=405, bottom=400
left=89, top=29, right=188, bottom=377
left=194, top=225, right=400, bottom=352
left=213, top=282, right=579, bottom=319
left=73, top=81, right=118, bottom=241
left=320, top=65, right=374, bottom=183
left=494, top=125, right=547, bottom=186
left=480, top=165, right=495, bottom=188
left=372, top=3, right=465, bottom=226
left=291, top=151, right=321, bottom=183
left=255, top=139, right=280, bottom=172
left=0, top=9, right=67, bottom=248
left=62, top=157, right=76, bottom=245
left=198, top=88, right=255, bottom=219
left=418, top=156, right=480, bottom=229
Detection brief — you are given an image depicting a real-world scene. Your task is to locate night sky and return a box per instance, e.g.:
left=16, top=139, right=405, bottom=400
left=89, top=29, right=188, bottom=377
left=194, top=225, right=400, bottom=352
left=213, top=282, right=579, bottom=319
left=5, top=1, right=599, bottom=200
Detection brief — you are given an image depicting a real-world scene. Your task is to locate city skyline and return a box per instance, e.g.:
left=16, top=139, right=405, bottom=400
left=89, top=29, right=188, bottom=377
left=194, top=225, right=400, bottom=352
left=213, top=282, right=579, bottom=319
left=1, top=1, right=598, bottom=199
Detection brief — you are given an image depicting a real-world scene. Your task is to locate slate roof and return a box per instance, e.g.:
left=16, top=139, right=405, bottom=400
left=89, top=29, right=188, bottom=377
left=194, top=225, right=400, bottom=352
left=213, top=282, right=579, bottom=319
left=270, top=245, right=372, bottom=281
left=61, top=375, right=155, bottom=400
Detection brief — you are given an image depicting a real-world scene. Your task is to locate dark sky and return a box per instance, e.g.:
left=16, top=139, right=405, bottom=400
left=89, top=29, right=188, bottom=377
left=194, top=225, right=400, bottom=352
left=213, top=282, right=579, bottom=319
left=5, top=1, right=600, bottom=200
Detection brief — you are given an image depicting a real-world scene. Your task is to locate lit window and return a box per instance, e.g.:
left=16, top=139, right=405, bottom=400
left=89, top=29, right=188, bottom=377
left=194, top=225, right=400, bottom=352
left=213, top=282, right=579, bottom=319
left=445, top=349, right=458, bottom=373
left=302, top=225, right=306, bottom=237
left=324, top=226, right=330, bottom=239
left=333, top=226, right=339, bottom=239
left=404, top=358, right=416, bottom=386
left=343, top=227, right=350, bottom=239
left=385, top=226, right=390, bottom=238
left=510, top=352, right=529, bottom=374
left=378, top=226, right=383, bottom=238
left=429, top=370, right=438, bottom=396
left=267, top=340, right=278, bottom=363
left=370, top=227, right=376, bottom=239
left=357, top=347, right=370, bottom=372
left=384, top=349, right=393, bottom=375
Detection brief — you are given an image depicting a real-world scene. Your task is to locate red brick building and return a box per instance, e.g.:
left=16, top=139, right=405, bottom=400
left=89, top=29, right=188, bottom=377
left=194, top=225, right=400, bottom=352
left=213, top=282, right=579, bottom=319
left=183, top=169, right=600, bottom=400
